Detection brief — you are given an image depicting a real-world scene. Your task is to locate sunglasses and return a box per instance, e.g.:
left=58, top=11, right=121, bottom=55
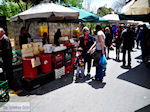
left=84, top=30, right=89, bottom=32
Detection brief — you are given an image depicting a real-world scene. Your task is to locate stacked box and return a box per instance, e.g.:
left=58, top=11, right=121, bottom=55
left=52, top=52, right=64, bottom=69
left=65, top=48, right=73, bottom=74
left=55, top=66, right=65, bottom=79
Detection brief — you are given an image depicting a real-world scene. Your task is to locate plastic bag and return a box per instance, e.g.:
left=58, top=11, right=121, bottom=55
left=99, top=55, right=107, bottom=67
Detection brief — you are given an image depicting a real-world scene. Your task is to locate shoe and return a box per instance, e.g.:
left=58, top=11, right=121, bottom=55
left=87, top=73, right=91, bottom=77
left=127, top=65, right=131, bottom=69
left=122, top=63, right=126, bottom=66
left=79, top=76, right=84, bottom=79
left=95, top=78, right=103, bottom=82
left=103, top=71, right=106, bottom=76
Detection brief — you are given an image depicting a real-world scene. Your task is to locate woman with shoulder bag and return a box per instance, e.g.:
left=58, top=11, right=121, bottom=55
left=88, top=25, right=106, bottom=82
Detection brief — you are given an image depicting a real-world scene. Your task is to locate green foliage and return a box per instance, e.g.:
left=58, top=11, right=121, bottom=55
left=0, top=2, right=25, bottom=19
left=0, top=0, right=32, bottom=19
left=63, top=0, right=83, bottom=8
left=97, top=7, right=113, bottom=17
left=0, top=0, right=83, bottom=19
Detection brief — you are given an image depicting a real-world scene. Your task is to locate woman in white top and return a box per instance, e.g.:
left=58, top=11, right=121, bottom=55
left=88, top=25, right=105, bottom=82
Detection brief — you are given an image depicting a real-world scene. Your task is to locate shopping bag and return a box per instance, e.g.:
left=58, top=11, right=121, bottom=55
left=99, top=55, right=107, bottom=67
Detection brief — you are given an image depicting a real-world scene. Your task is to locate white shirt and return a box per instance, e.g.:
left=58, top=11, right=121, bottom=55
left=95, top=30, right=105, bottom=50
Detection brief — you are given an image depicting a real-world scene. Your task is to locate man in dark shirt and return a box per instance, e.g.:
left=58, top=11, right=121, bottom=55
left=0, top=28, right=14, bottom=88
left=19, top=27, right=31, bottom=48
left=54, top=29, right=61, bottom=46
left=121, top=25, right=134, bottom=68
left=79, top=27, right=94, bottom=76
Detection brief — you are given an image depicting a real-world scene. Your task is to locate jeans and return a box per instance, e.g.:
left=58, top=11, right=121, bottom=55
left=122, top=49, right=131, bottom=66
left=116, top=47, right=120, bottom=60
left=76, top=66, right=85, bottom=77
left=94, top=51, right=103, bottom=80
left=95, top=64, right=103, bottom=80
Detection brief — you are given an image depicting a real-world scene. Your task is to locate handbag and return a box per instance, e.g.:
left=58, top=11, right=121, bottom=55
left=99, top=55, right=107, bottom=68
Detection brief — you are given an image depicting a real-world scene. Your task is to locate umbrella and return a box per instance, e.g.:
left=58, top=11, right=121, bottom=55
left=68, top=7, right=107, bottom=22
left=10, top=3, right=79, bottom=22
left=103, top=13, right=120, bottom=22
left=119, top=0, right=150, bottom=22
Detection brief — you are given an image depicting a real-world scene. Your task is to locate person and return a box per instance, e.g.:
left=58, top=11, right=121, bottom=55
left=19, top=27, right=31, bottom=48
left=88, top=25, right=105, bottom=82
left=0, top=28, right=14, bottom=88
left=54, top=29, right=61, bottom=46
left=74, top=47, right=85, bottom=79
left=145, top=28, right=150, bottom=62
left=112, top=25, right=118, bottom=38
left=130, top=25, right=136, bottom=50
left=42, top=32, right=49, bottom=45
left=105, top=27, right=113, bottom=58
left=114, top=25, right=123, bottom=61
left=135, top=25, right=142, bottom=49
left=79, top=27, right=94, bottom=77
left=140, top=24, right=149, bottom=62
left=121, top=25, right=135, bottom=68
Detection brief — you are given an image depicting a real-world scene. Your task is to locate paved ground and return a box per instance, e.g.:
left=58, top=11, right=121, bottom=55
left=0, top=48, right=150, bottom=112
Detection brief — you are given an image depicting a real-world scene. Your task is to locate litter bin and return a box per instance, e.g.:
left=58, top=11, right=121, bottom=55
left=22, top=57, right=38, bottom=79
left=40, top=54, right=52, bottom=73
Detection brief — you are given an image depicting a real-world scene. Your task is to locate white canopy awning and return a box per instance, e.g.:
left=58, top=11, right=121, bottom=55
left=103, top=13, right=120, bottom=22
left=121, top=0, right=150, bottom=15
left=10, top=3, right=79, bottom=22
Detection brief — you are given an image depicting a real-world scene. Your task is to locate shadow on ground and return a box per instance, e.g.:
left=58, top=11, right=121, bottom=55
left=135, top=104, right=150, bottom=112
left=117, top=63, right=150, bottom=89
left=135, top=55, right=142, bottom=60
left=74, top=75, right=92, bottom=83
left=88, top=80, right=106, bottom=89
left=113, top=59, right=122, bottom=62
left=17, top=73, right=74, bottom=96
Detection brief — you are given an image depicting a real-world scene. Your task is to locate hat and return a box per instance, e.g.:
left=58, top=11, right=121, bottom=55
left=82, top=26, right=89, bottom=32
left=77, top=47, right=83, bottom=51
left=120, top=24, right=124, bottom=27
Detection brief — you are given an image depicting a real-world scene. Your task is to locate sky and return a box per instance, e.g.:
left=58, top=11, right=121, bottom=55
left=82, top=0, right=128, bottom=13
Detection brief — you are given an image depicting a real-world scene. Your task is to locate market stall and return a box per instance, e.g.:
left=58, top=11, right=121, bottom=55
left=9, top=3, right=80, bottom=89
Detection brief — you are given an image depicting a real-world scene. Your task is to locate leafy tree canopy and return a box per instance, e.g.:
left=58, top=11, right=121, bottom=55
left=0, top=0, right=83, bottom=19
left=97, top=7, right=113, bottom=17
left=63, top=0, right=83, bottom=8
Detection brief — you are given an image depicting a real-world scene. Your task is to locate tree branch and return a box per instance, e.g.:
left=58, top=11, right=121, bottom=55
left=17, top=0, right=23, bottom=12
left=26, top=0, right=28, bottom=10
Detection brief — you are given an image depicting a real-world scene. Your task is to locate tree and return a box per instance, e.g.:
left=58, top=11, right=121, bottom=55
left=62, top=0, right=83, bottom=8
left=0, top=1, right=26, bottom=19
left=97, top=7, right=113, bottom=17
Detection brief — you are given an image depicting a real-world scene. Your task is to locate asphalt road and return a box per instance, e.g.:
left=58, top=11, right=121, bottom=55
left=0, top=48, right=150, bottom=112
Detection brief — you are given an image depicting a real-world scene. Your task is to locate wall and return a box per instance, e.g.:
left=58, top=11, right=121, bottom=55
left=7, top=21, right=79, bottom=49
